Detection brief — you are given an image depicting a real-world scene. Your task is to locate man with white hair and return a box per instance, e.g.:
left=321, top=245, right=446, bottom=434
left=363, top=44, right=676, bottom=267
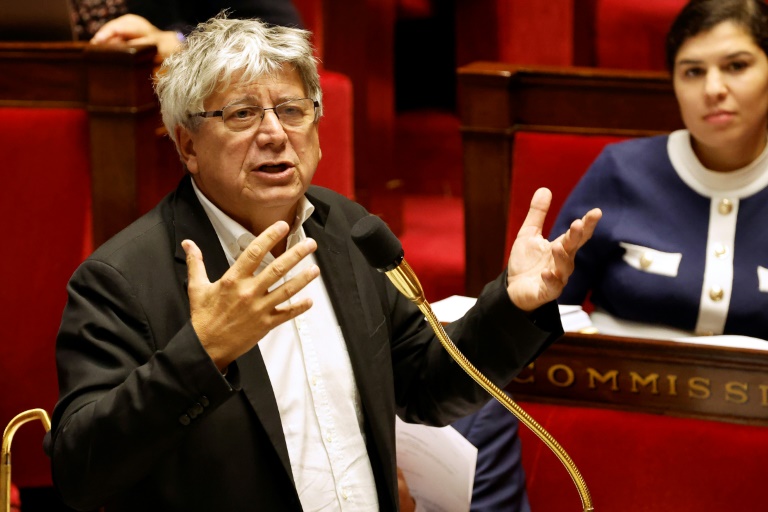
left=48, top=15, right=600, bottom=511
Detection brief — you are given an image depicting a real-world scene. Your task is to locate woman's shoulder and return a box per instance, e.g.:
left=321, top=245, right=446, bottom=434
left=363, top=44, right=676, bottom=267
left=602, top=133, right=670, bottom=157
left=592, top=134, right=673, bottom=174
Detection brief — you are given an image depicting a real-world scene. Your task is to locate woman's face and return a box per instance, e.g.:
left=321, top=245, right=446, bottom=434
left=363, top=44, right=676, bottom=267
left=673, top=21, right=768, bottom=170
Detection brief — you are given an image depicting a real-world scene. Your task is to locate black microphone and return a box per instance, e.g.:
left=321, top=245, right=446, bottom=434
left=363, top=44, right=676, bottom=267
left=350, top=214, right=426, bottom=306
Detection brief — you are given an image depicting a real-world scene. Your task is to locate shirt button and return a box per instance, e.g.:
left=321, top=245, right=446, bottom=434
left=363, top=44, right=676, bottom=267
left=341, top=488, right=349, bottom=500
left=326, top=434, right=332, bottom=443
left=709, top=286, right=724, bottom=302
left=718, top=198, right=733, bottom=215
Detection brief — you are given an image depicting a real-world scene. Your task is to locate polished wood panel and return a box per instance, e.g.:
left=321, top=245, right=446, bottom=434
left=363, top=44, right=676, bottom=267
left=0, top=42, right=179, bottom=246
left=507, top=332, right=768, bottom=426
left=457, top=62, right=684, bottom=296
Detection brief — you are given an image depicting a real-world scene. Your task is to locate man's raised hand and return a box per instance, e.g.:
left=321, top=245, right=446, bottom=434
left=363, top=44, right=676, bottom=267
left=183, top=221, right=319, bottom=370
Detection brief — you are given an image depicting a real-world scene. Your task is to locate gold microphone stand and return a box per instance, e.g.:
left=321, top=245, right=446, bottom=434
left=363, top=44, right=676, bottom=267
left=387, top=260, right=594, bottom=512
left=1, top=409, right=51, bottom=512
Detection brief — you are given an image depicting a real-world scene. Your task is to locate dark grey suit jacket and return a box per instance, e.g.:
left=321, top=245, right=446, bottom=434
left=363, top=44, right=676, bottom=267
left=49, top=176, right=561, bottom=511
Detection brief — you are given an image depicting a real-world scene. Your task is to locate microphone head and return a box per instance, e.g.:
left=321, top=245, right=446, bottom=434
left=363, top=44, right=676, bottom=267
left=350, top=214, right=404, bottom=271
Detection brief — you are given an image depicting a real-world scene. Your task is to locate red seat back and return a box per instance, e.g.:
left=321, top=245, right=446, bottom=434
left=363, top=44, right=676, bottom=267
left=0, top=108, right=92, bottom=487
left=313, top=70, right=355, bottom=198
left=596, top=0, right=687, bottom=71
left=504, top=132, right=626, bottom=256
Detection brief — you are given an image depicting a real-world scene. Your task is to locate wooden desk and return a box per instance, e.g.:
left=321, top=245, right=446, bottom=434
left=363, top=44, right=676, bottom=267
left=507, top=332, right=768, bottom=426
left=457, top=62, right=684, bottom=296
left=0, top=41, right=180, bottom=246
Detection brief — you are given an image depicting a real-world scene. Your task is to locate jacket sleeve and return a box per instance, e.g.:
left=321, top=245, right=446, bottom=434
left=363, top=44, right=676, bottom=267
left=49, top=259, right=239, bottom=511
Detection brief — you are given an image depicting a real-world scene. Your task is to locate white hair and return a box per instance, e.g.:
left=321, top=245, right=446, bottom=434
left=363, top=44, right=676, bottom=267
left=155, top=14, right=323, bottom=146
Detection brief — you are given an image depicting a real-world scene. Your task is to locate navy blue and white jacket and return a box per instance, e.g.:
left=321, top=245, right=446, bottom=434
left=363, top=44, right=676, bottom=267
left=551, top=130, right=768, bottom=340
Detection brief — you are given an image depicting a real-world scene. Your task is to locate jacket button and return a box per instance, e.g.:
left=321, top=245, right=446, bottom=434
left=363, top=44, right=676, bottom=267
left=179, top=414, right=191, bottom=426
left=709, top=286, right=724, bottom=302
left=200, top=396, right=210, bottom=407
left=188, top=403, right=204, bottom=418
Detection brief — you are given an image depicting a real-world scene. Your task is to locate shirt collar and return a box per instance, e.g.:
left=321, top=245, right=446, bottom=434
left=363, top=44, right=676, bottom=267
left=190, top=178, right=315, bottom=263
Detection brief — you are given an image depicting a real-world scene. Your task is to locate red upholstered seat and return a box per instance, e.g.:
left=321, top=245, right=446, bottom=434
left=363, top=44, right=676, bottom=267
left=504, top=131, right=626, bottom=255
left=596, top=0, right=687, bottom=71
left=517, top=400, right=767, bottom=511
left=0, top=108, right=92, bottom=488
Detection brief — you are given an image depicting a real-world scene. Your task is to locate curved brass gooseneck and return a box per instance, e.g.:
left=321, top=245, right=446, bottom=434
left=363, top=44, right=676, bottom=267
left=1, top=409, right=51, bottom=512
left=386, top=261, right=594, bottom=512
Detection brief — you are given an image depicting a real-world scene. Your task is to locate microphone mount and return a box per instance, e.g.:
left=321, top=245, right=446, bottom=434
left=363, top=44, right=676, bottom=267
left=352, top=214, right=594, bottom=512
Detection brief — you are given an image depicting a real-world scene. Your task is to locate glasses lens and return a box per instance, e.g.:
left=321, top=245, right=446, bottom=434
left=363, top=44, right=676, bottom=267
left=276, top=99, right=316, bottom=127
left=222, top=105, right=264, bottom=131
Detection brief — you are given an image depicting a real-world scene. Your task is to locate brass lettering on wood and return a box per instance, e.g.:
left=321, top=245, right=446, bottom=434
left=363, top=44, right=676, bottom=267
left=687, top=377, right=711, bottom=400
left=503, top=333, right=768, bottom=424
left=667, top=375, right=678, bottom=396
left=725, top=382, right=749, bottom=404
left=630, top=372, right=660, bottom=394
left=547, top=364, right=575, bottom=387
left=587, top=368, right=619, bottom=391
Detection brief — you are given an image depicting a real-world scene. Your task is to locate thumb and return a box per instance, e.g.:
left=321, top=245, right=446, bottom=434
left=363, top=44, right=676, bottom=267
left=182, top=239, right=210, bottom=290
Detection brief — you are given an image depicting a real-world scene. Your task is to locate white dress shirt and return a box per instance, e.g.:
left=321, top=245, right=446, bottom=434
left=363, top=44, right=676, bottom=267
left=191, top=180, right=379, bottom=510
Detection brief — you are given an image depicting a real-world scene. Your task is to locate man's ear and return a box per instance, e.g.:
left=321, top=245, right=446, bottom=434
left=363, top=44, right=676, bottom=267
left=176, top=125, right=199, bottom=174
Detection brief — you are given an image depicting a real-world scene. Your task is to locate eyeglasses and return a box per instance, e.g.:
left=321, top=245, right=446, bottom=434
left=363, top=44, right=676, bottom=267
left=191, top=98, right=319, bottom=131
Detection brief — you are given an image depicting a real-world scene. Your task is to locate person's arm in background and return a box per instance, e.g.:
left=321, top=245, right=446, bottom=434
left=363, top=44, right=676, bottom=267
left=90, top=14, right=182, bottom=58
left=90, top=1, right=303, bottom=59
left=452, top=398, right=531, bottom=512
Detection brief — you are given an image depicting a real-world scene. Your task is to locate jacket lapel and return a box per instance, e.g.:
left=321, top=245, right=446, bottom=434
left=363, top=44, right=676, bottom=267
left=170, top=176, right=295, bottom=486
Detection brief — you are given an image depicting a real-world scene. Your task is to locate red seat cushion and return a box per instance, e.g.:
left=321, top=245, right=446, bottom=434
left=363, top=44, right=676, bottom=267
left=517, top=400, right=768, bottom=511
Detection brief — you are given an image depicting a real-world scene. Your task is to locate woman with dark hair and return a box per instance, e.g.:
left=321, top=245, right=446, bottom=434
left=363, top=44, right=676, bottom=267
left=551, top=0, right=768, bottom=340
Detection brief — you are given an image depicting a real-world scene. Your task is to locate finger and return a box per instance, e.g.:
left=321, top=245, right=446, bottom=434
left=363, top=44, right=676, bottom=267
left=91, top=25, right=117, bottom=43
left=517, top=188, right=552, bottom=239
left=270, top=264, right=321, bottom=310
left=271, top=297, right=314, bottom=323
left=126, top=35, right=157, bottom=47
left=549, top=240, right=575, bottom=282
left=182, top=239, right=211, bottom=289
left=558, top=207, right=603, bottom=255
left=579, top=208, right=602, bottom=244
left=231, top=221, right=290, bottom=278
left=259, top=238, right=318, bottom=297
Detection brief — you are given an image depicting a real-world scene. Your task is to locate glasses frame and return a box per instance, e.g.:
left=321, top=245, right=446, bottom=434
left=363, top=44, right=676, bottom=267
left=190, top=98, right=319, bottom=130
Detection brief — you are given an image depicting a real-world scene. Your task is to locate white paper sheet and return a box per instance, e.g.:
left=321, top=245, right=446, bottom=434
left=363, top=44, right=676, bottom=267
left=430, top=295, right=594, bottom=333
left=395, top=416, right=478, bottom=512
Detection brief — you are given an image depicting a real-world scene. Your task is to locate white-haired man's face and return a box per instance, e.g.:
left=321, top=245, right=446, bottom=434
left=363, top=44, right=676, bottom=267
left=177, top=65, right=322, bottom=234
